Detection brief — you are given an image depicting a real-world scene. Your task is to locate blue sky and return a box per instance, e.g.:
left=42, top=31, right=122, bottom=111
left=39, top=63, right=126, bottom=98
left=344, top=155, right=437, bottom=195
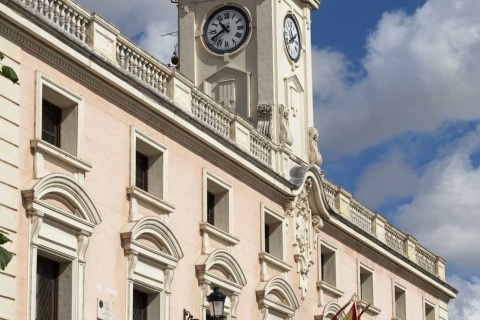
left=76, top=0, right=480, bottom=317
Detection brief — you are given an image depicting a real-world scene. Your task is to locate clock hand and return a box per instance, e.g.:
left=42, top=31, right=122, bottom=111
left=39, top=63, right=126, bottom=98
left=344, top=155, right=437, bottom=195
left=219, top=21, right=230, bottom=33
left=211, top=29, right=225, bottom=42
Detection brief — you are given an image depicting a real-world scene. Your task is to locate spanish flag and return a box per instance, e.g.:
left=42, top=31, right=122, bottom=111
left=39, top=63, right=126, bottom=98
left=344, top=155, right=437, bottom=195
left=330, top=294, right=370, bottom=320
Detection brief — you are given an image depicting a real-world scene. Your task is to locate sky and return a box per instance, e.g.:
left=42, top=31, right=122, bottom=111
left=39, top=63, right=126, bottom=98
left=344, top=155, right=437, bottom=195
left=75, top=0, right=480, bottom=317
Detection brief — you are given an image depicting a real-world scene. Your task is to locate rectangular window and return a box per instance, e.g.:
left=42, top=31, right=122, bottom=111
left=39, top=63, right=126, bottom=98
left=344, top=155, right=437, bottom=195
left=37, top=257, right=59, bottom=320
left=133, top=289, right=148, bottom=320
left=41, top=99, right=62, bottom=148
left=425, top=301, right=435, bottom=320
left=320, top=244, right=337, bottom=287
left=205, top=177, right=230, bottom=232
left=359, top=265, right=374, bottom=304
left=394, top=285, right=406, bottom=320
left=132, top=131, right=167, bottom=199
left=263, top=212, right=283, bottom=259
left=135, top=152, right=149, bottom=192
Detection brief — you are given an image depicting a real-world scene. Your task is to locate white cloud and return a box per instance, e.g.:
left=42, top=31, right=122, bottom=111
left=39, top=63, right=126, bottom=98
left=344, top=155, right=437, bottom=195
left=394, top=126, right=480, bottom=276
left=76, top=0, right=178, bottom=62
left=448, top=275, right=480, bottom=319
left=354, top=151, right=419, bottom=208
left=313, top=0, right=480, bottom=156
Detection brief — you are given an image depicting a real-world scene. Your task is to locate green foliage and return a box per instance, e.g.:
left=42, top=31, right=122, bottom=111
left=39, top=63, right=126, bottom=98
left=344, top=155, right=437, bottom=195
left=0, top=51, right=19, bottom=84
left=0, top=230, right=12, bottom=270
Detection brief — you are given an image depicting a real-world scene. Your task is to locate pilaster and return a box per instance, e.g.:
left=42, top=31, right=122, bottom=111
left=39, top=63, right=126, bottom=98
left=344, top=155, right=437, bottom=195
left=335, top=188, right=352, bottom=219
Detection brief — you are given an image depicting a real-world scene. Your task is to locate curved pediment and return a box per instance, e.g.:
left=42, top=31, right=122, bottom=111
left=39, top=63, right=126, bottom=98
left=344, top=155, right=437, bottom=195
left=121, top=216, right=184, bottom=261
left=22, top=173, right=101, bottom=225
left=256, top=276, right=299, bottom=315
left=196, top=249, right=247, bottom=290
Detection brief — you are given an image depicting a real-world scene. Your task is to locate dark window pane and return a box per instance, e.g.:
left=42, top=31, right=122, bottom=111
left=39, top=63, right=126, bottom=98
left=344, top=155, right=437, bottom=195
left=42, top=100, right=61, bottom=148
left=207, top=192, right=215, bottom=225
left=133, top=289, right=148, bottom=320
left=37, top=257, right=59, bottom=320
left=136, top=152, right=149, bottom=191
left=264, top=224, right=270, bottom=253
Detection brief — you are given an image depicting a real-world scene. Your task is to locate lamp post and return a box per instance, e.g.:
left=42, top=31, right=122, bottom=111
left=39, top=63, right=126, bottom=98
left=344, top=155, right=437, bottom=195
left=207, top=287, right=226, bottom=319
left=183, top=286, right=226, bottom=320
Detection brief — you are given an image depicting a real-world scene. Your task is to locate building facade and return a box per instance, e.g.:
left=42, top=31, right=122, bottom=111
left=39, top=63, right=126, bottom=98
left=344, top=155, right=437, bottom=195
left=0, top=0, right=456, bottom=319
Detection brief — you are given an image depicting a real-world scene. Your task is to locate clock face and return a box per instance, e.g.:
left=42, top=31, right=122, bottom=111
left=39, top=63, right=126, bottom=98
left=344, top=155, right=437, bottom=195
left=203, top=6, right=250, bottom=54
left=284, top=14, right=301, bottom=62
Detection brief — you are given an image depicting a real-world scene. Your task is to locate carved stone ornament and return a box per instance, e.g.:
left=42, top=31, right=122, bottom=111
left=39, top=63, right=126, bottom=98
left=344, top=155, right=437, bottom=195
left=257, top=103, right=273, bottom=139
left=309, top=127, right=323, bottom=167
left=279, top=104, right=293, bottom=146
left=287, top=177, right=315, bottom=300
left=179, top=0, right=192, bottom=13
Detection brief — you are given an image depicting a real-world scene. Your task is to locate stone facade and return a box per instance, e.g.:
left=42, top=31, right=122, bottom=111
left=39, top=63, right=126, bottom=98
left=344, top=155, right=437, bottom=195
left=0, top=0, right=456, bottom=320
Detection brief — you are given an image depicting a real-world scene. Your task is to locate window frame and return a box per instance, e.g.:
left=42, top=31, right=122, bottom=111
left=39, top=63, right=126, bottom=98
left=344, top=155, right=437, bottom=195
left=316, top=239, right=343, bottom=302
left=128, top=127, right=174, bottom=221
left=200, top=169, right=238, bottom=251
left=33, top=72, right=89, bottom=179
left=423, top=298, right=436, bottom=320
left=357, top=262, right=375, bottom=305
left=392, top=282, right=407, bottom=320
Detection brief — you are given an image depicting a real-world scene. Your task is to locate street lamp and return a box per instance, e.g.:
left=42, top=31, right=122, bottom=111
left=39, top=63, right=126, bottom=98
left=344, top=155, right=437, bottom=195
left=207, top=287, right=226, bottom=319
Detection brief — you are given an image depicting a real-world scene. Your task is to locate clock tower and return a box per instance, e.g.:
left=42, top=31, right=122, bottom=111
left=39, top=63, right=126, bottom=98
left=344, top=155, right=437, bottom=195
left=177, top=0, right=321, bottom=166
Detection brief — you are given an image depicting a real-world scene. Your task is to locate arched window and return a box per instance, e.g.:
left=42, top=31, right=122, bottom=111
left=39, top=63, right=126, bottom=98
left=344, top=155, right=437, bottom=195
left=256, top=276, right=299, bottom=320
left=316, top=301, right=345, bottom=320
left=120, top=216, right=184, bottom=320
left=196, top=249, right=247, bottom=320
left=22, top=173, right=102, bottom=320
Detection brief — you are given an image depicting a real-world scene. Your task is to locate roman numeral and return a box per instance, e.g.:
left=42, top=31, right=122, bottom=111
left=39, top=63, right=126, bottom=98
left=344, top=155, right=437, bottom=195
left=235, top=32, right=242, bottom=39
left=232, top=39, right=237, bottom=46
left=224, top=12, right=230, bottom=19
left=224, top=41, right=230, bottom=49
left=209, top=30, right=216, bottom=35
left=236, top=18, right=242, bottom=24
left=216, top=38, right=222, bottom=47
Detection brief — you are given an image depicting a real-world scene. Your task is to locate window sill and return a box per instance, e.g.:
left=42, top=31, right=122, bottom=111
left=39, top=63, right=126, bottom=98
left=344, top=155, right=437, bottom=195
left=200, top=223, right=239, bottom=246
left=259, top=252, right=292, bottom=272
left=31, top=139, right=92, bottom=172
left=127, top=186, right=175, bottom=214
left=358, top=300, right=381, bottom=315
left=316, top=281, right=344, bottom=298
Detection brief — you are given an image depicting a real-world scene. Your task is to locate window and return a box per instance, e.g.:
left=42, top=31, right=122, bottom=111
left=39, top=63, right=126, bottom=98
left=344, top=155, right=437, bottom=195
left=33, top=72, right=89, bottom=178
left=320, top=243, right=337, bottom=287
left=205, top=177, right=230, bottom=232
left=23, top=173, right=102, bottom=320
left=135, top=152, right=149, bottom=191
left=36, top=257, right=59, bottom=320
left=41, top=100, right=62, bottom=148
left=359, top=265, right=374, bottom=304
left=263, top=209, right=284, bottom=259
left=121, top=217, right=184, bottom=320
left=36, top=73, right=82, bottom=156
left=128, top=127, right=174, bottom=219
left=424, top=300, right=435, bottom=320
left=393, top=284, right=406, bottom=320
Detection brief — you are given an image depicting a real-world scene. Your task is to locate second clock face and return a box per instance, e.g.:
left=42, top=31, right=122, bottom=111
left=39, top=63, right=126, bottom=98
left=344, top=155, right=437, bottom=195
left=204, top=6, right=250, bottom=54
left=284, top=14, right=301, bottom=62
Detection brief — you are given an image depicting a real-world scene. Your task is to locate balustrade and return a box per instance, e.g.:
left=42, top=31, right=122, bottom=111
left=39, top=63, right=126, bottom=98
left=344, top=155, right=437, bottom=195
left=191, top=90, right=234, bottom=138
left=19, top=0, right=89, bottom=42
left=323, top=180, right=337, bottom=209
left=349, top=201, right=374, bottom=234
left=116, top=38, right=171, bottom=95
left=250, top=131, right=272, bottom=166
left=415, top=245, right=436, bottom=274
left=385, top=224, right=407, bottom=255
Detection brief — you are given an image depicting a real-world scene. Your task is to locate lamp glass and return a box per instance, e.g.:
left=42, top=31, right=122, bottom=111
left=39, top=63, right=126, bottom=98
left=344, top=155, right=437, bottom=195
left=207, top=287, right=226, bottom=318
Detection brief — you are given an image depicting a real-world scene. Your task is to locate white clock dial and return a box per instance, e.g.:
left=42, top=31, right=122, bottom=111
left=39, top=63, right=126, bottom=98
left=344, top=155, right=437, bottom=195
left=204, top=6, right=250, bottom=54
left=284, top=14, right=301, bottom=62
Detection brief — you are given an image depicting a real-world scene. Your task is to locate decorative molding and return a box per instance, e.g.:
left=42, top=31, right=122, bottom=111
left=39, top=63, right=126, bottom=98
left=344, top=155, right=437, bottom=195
left=316, top=281, right=344, bottom=298
left=279, top=104, right=293, bottom=146
left=257, top=103, right=273, bottom=139
left=256, top=276, right=299, bottom=319
left=308, top=127, right=322, bottom=167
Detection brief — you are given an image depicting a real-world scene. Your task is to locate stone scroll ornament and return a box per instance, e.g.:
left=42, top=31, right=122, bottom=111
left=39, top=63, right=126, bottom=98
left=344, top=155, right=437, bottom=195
left=308, top=127, right=323, bottom=167
left=284, top=177, right=315, bottom=300
left=257, top=103, right=274, bottom=139
left=278, top=104, right=293, bottom=146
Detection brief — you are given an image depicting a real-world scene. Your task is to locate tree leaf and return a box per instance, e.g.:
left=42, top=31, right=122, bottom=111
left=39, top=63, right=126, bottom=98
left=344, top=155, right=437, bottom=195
left=0, top=230, right=11, bottom=245
left=0, top=52, right=4, bottom=60
left=1, top=66, right=19, bottom=84
left=0, top=247, right=13, bottom=270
